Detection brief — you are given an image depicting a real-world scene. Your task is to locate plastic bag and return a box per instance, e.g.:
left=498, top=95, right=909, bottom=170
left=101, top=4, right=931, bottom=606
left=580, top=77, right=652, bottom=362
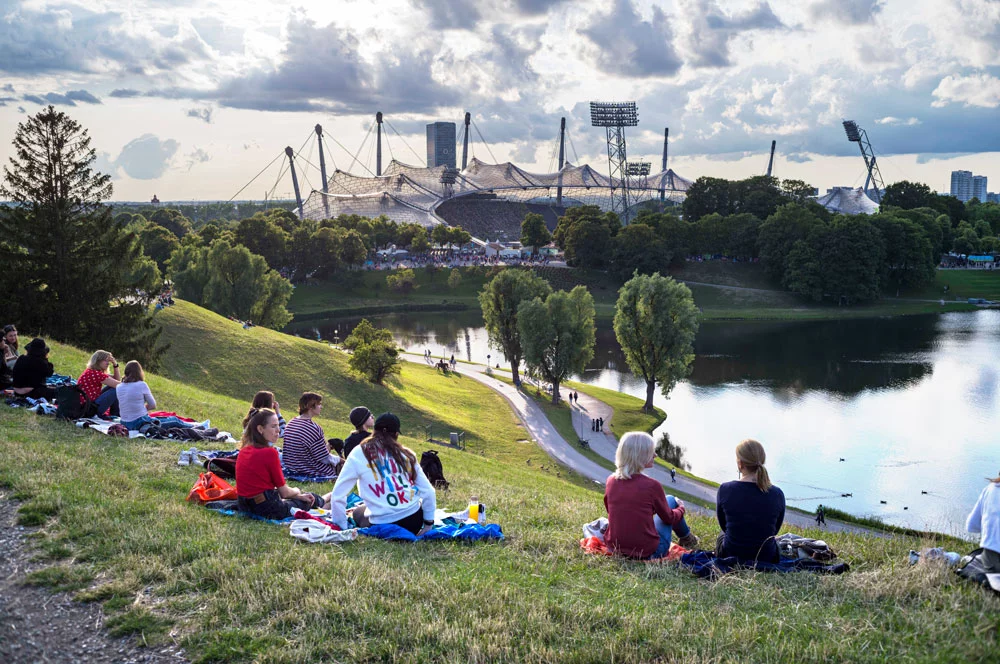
left=186, top=472, right=237, bottom=503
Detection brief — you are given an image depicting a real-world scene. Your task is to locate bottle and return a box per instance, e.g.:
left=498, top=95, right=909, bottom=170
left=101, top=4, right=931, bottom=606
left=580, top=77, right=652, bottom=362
left=468, top=495, right=479, bottom=523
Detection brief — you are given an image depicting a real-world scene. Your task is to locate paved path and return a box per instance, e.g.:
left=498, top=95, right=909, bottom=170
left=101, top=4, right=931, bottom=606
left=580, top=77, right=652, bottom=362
left=403, top=354, right=879, bottom=535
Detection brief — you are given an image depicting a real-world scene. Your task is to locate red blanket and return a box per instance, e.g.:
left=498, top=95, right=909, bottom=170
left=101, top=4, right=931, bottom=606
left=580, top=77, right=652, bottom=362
left=148, top=411, right=195, bottom=422
left=581, top=536, right=689, bottom=562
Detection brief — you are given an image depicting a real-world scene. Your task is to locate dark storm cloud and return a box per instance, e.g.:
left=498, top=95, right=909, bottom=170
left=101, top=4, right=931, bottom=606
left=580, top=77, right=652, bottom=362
left=581, top=0, right=683, bottom=77
left=685, top=0, right=786, bottom=68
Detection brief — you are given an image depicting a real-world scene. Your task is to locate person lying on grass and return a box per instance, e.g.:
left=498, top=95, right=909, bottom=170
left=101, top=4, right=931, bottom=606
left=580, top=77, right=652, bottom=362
left=236, top=407, right=326, bottom=520
left=325, top=412, right=437, bottom=535
left=715, top=439, right=785, bottom=563
left=604, top=431, right=699, bottom=559
left=116, top=361, right=199, bottom=431
left=282, top=392, right=342, bottom=477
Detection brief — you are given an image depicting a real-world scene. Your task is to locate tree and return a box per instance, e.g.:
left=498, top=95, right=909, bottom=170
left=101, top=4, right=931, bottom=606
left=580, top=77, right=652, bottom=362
left=758, top=204, right=823, bottom=281
left=409, top=227, right=430, bottom=254
left=448, top=226, right=472, bottom=249
left=340, top=229, right=368, bottom=266
left=447, top=268, right=463, bottom=289
left=0, top=106, right=162, bottom=365
left=168, top=240, right=293, bottom=328
left=139, top=223, right=181, bottom=271
left=815, top=216, right=885, bottom=303
left=682, top=176, right=734, bottom=220
left=780, top=179, right=816, bottom=203
left=554, top=205, right=607, bottom=249
left=345, top=319, right=400, bottom=384
left=563, top=217, right=611, bottom=268
left=520, top=213, right=552, bottom=255
left=235, top=214, right=290, bottom=269
left=149, top=208, right=193, bottom=238
left=518, top=286, right=595, bottom=403
left=882, top=181, right=935, bottom=210
left=871, top=214, right=934, bottom=294
left=386, top=268, right=418, bottom=294
left=611, top=223, right=669, bottom=279
left=613, top=273, right=699, bottom=411
left=479, top=269, right=552, bottom=385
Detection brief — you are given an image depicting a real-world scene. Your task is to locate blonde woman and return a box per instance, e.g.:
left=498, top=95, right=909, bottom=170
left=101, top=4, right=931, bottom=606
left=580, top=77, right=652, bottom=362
left=966, top=472, right=1000, bottom=573
left=603, top=432, right=698, bottom=559
left=715, top=439, right=785, bottom=563
left=77, top=350, right=121, bottom=416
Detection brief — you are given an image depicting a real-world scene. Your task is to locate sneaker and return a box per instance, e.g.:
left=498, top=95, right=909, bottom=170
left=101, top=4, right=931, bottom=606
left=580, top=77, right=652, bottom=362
left=189, top=447, right=199, bottom=464
left=677, top=533, right=700, bottom=549
left=177, top=451, right=190, bottom=466
left=196, top=420, right=210, bottom=429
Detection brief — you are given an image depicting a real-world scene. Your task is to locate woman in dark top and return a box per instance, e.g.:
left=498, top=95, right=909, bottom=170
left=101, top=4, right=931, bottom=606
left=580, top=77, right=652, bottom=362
left=343, top=406, right=373, bottom=459
left=12, top=338, right=56, bottom=400
left=715, top=439, right=785, bottom=563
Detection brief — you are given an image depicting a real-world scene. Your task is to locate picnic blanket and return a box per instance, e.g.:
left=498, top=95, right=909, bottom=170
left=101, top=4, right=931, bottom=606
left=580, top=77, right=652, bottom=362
left=580, top=536, right=689, bottom=562
left=679, top=550, right=849, bottom=578
left=45, top=374, right=76, bottom=388
left=191, top=448, right=336, bottom=482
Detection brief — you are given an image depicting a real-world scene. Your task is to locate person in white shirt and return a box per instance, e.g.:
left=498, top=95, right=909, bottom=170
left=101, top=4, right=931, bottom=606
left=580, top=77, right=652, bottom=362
left=326, top=412, right=436, bottom=535
left=116, top=361, right=198, bottom=431
left=966, top=472, right=1000, bottom=573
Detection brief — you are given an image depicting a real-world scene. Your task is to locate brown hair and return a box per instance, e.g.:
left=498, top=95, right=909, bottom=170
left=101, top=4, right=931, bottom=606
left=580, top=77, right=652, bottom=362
left=122, top=360, right=144, bottom=383
left=361, top=429, right=418, bottom=483
left=298, top=391, right=322, bottom=415
left=243, top=391, right=276, bottom=430
left=989, top=473, right=1000, bottom=484
left=241, top=408, right=277, bottom=448
left=736, top=439, right=772, bottom=493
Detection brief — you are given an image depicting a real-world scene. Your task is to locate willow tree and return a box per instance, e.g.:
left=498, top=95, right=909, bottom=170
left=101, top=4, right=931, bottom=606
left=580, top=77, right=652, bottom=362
left=0, top=106, right=162, bottom=364
left=479, top=269, right=551, bottom=385
left=518, top=286, right=595, bottom=404
left=613, top=273, right=699, bottom=411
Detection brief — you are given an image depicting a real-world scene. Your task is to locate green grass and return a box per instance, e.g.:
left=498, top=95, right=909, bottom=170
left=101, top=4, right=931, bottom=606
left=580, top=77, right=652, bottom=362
left=1, top=301, right=996, bottom=662
left=912, top=269, right=1000, bottom=301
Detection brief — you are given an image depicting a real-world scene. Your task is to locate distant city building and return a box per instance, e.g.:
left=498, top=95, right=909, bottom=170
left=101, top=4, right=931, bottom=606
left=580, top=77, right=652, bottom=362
left=951, top=170, right=972, bottom=201
left=987, top=192, right=1000, bottom=204
left=426, top=122, right=456, bottom=169
left=150, top=194, right=160, bottom=205
left=972, top=175, right=988, bottom=202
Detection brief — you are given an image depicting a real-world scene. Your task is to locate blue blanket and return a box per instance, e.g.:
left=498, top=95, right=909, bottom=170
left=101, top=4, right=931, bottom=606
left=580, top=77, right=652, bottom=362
left=360, top=523, right=504, bottom=542
left=680, top=550, right=849, bottom=578
left=284, top=471, right=339, bottom=483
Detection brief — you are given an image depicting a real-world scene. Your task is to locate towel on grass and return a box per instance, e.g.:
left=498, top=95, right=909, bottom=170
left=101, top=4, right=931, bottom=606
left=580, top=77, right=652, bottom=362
left=679, top=550, right=849, bottom=578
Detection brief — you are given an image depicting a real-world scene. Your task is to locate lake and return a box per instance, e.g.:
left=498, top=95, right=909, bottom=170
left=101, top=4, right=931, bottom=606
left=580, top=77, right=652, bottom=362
left=288, top=310, right=1000, bottom=535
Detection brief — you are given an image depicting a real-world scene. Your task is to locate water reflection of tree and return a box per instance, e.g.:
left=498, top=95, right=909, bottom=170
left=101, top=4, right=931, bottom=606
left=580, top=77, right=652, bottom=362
left=656, top=431, right=689, bottom=470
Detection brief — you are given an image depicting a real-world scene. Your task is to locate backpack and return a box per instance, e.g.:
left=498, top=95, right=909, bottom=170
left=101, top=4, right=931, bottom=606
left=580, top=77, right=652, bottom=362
left=55, top=385, right=95, bottom=421
left=420, top=450, right=449, bottom=490
left=204, top=457, right=237, bottom=481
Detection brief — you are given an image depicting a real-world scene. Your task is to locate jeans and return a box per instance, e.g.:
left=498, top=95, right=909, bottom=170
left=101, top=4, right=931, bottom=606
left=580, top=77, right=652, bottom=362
left=650, top=495, right=691, bottom=559
left=237, top=489, right=326, bottom=521
left=122, top=414, right=197, bottom=431
left=94, top=387, right=119, bottom=416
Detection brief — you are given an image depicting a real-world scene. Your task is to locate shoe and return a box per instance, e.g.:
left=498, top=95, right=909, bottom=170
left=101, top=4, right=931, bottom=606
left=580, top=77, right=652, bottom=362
left=677, top=533, right=700, bottom=549
left=177, top=451, right=190, bottom=466
left=189, top=447, right=199, bottom=464
left=197, top=420, right=210, bottom=429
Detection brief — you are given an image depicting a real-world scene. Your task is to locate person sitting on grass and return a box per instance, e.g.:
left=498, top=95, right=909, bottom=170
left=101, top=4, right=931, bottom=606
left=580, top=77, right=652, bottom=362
left=78, top=350, right=121, bottom=416
left=966, top=471, right=1000, bottom=573
left=603, top=431, right=699, bottom=560
left=326, top=412, right=437, bottom=535
left=282, top=392, right=342, bottom=477
left=236, top=408, right=325, bottom=520
left=243, top=390, right=286, bottom=436
left=715, top=439, right=785, bottom=563
left=11, top=337, right=56, bottom=400
left=342, top=406, right=373, bottom=459
left=0, top=334, right=13, bottom=390
left=116, top=361, right=200, bottom=431
left=3, top=324, right=20, bottom=369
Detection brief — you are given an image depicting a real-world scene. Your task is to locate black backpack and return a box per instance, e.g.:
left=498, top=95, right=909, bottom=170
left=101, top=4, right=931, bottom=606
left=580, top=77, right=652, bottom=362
left=55, top=385, right=95, bottom=421
left=420, top=450, right=449, bottom=490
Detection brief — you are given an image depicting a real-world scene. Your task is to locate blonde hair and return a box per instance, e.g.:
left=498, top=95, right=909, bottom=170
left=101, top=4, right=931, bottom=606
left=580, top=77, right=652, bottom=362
left=87, top=350, right=113, bottom=371
left=614, top=432, right=655, bottom=480
left=736, top=439, right=772, bottom=493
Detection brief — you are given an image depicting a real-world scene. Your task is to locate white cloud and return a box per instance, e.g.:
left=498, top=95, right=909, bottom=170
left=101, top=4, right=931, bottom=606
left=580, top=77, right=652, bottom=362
left=874, top=116, right=921, bottom=126
left=931, top=73, right=1000, bottom=108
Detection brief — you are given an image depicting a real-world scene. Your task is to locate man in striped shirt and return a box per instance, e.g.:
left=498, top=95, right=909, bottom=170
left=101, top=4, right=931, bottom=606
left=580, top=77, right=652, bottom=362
left=282, top=392, right=342, bottom=477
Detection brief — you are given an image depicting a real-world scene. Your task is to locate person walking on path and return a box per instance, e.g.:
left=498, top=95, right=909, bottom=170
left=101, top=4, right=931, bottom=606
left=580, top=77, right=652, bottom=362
left=816, top=504, right=826, bottom=526
left=670, top=467, right=677, bottom=483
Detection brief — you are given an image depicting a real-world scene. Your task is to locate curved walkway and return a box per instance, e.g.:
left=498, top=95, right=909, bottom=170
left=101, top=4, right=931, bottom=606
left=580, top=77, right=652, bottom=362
left=403, top=354, right=879, bottom=536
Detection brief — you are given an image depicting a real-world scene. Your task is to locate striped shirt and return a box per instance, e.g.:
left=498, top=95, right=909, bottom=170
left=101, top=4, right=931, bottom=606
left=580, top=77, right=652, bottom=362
left=282, top=416, right=339, bottom=477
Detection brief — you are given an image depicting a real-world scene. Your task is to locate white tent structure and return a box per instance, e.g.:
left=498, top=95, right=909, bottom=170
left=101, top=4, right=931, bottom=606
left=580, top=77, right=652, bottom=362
left=815, top=187, right=880, bottom=215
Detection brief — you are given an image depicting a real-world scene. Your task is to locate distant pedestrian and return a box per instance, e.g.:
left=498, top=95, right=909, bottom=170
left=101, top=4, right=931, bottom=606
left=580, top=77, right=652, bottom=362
left=816, top=504, right=826, bottom=526
left=591, top=418, right=596, bottom=432
left=670, top=467, right=677, bottom=483
left=598, top=417, right=604, bottom=431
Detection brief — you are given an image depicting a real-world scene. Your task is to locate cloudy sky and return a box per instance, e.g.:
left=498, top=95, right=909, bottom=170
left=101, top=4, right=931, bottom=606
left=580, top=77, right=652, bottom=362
left=1, top=0, right=998, bottom=201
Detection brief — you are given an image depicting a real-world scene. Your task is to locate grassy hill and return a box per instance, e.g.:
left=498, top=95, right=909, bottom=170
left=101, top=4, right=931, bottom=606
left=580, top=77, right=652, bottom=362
left=0, top=301, right=996, bottom=663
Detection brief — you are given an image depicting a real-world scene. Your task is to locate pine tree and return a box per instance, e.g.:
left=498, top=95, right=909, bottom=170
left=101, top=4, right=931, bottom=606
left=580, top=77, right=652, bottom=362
left=0, top=106, right=163, bottom=365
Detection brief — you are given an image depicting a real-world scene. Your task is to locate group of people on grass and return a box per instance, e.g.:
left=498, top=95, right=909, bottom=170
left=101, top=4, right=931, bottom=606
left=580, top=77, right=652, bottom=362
left=236, top=392, right=437, bottom=535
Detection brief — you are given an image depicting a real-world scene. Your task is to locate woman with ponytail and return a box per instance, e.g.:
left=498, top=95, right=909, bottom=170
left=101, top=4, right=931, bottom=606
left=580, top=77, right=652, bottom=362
left=715, top=439, right=785, bottom=563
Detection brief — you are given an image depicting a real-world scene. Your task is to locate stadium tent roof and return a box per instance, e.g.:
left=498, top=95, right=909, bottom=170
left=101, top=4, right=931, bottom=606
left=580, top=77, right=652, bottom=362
left=815, top=187, right=880, bottom=215
left=301, top=157, right=693, bottom=229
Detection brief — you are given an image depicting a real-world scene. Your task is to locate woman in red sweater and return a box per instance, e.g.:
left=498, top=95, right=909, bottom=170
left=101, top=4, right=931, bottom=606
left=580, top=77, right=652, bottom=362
left=236, top=408, right=326, bottom=520
left=604, top=432, right=699, bottom=559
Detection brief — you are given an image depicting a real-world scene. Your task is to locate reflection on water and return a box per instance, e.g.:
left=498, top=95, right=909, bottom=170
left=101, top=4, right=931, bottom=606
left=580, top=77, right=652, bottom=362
left=287, top=310, right=1000, bottom=535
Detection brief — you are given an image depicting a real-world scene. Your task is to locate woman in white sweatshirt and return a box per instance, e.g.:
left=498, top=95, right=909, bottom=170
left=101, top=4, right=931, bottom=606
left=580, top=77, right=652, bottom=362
left=966, top=472, right=1000, bottom=573
left=326, top=412, right=436, bottom=535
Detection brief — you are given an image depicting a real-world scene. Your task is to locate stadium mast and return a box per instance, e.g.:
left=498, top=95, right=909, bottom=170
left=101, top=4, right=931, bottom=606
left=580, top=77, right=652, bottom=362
left=766, top=140, right=776, bottom=178
left=660, top=128, right=668, bottom=201
left=285, top=146, right=303, bottom=219
left=842, top=120, right=885, bottom=203
left=590, top=101, right=638, bottom=218
left=376, top=112, right=383, bottom=176
left=461, top=112, right=471, bottom=170
left=315, top=124, right=330, bottom=218
left=557, top=117, right=566, bottom=207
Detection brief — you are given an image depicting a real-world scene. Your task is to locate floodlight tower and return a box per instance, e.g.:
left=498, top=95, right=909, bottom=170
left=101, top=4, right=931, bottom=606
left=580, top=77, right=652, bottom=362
left=590, top=101, right=638, bottom=218
left=766, top=140, right=776, bottom=178
left=315, top=124, right=330, bottom=218
left=626, top=161, right=651, bottom=208
left=843, top=120, right=885, bottom=203
left=556, top=117, right=566, bottom=207
left=285, top=146, right=303, bottom=219
left=660, top=128, right=668, bottom=201
left=461, top=112, right=471, bottom=170
left=376, top=111, right=384, bottom=176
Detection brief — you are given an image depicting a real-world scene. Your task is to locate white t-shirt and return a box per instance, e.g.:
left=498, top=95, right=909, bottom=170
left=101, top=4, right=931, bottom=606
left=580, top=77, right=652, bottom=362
left=116, top=381, right=155, bottom=422
left=329, top=444, right=436, bottom=530
left=967, top=481, right=1000, bottom=554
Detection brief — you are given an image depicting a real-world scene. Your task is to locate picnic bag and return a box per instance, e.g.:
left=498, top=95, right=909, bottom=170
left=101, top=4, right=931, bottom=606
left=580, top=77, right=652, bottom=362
left=186, top=472, right=237, bottom=504
left=420, top=450, right=449, bottom=490
left=203, top=457, right=237, bottom=481
left=55, top=385, right=96, bottom=421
